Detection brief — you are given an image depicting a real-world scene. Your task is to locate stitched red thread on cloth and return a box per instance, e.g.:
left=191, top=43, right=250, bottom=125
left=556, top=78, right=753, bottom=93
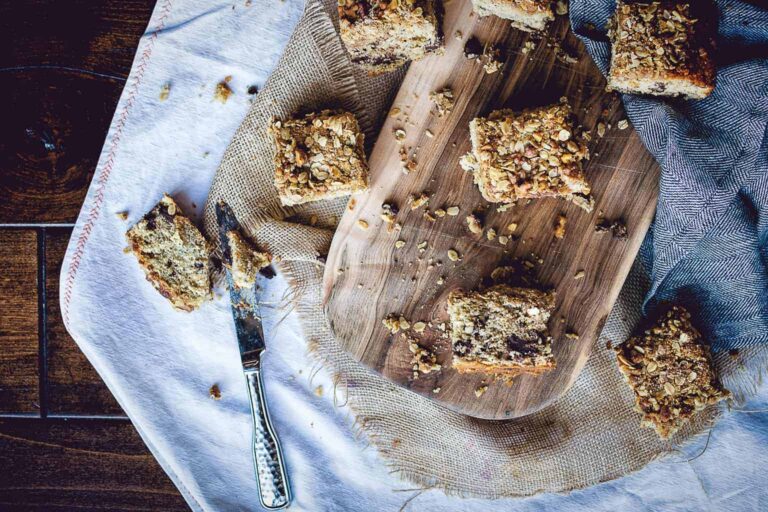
left=62, top=0, right=174, bottom=326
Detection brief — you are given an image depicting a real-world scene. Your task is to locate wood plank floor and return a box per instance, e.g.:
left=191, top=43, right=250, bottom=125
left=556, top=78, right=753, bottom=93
left=0, top=1, right=189, bottom=510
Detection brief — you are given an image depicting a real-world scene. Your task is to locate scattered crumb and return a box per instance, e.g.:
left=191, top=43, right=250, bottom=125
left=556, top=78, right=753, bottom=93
left=314, top=385, right=324, bottom=397
left=454, top=30, right=463, bottom=40
left=574, top=269, right=585, bottom=280
left=486, top=228, right=497, bottom=241
left=565, top=331, right=580, bottom=340
left=432, top=387, right=441, bottom=393
left=413, top=321, right=427, bottom=333
left=481, top=45, right=504, bottom=74
left=597, top=122, right=607, bottom=138
left=506, top=222, right=518, bottom=232
left=247, top=85, right=259, bottom=95
left=159, top=82, right=171, bottom=101
left=383, top=314, right=411, bottom=334
left=446, top=206, right=460, bottom=216
left=409, top=192, right=430, bottom=210
left=447, top=249, right=461, bottom=261
left=595, top=217, right=628, bottom=239
left=474, top=384, right=488, bottom=398
left=357, top=219, right=369, bottom=230
left=214, top=76, right=233, bottom=103
left=498, top=235, right=509, bottom=245
left=429, top=87, right=455, bottom=117
left=394, top=128, right=407, bottom=141
left=395, top=240, right=406, bottom=249
left=424, top=129, right=434, bottom=138
left=116, top=211, right=129, bottom=221
left=408, top=337, right=441, bottom=378
left=348, top=198, right=357, bottom=210
left=209, top=384, right=222, bottom=400
left=521, top=41, right=536, bottom=55
left=122, top=246, right=132, bottom=254
left=466, top=214, right=483, bottom=234
left=617, top=119, right=630, bottom=130
left=554, top=214, right=567, bottom=239
left=555, top=0, right=568, bottom=15
left=389, top=107, right=401, bottom=117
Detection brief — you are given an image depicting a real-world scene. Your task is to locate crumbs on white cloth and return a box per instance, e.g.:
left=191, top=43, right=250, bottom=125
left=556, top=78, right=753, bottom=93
left=59, top=0, right=768, bottom=510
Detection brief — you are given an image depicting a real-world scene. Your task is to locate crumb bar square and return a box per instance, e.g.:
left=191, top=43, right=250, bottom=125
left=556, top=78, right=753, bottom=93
left=126, top=194, right=211, bottom=311
left=225, top=230, right=271, bottom=289
left=608, top=1, right=716, bottom=99
left=338, top=0, right=443, bottom=74
left=471, top=0, right=553, bottom=32
left=461, top=101, right=593, bottom=211
left=448, top=284, right=556, bottom=376
left=270, top=110, right=369, bottom=206
left=615, top=306, right=730, bottom=439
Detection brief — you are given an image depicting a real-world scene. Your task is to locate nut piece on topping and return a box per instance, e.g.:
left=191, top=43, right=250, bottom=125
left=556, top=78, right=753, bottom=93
left=461, top=100, right=594, bottom=211
left=225, top=230, right=271, bottom=289
left=126, top=194, right=212, bottom=312
left=448, top=284, right=556, bottom=377
left=614, top=306, right=730, bottom=439
left=270, top=110, right=369, bottom=206
left=470, top=0, right=554, bottom=32
left=338, top=0, right=444, bottom=75
left=607, top=1, right=716, bottom=99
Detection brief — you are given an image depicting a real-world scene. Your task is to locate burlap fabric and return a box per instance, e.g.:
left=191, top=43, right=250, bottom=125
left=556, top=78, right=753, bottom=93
left=203, top=0, right=763, bottom=496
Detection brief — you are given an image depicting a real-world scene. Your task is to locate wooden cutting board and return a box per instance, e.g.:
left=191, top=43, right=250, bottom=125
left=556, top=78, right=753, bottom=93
left=322, top=0, right=660, bottom=419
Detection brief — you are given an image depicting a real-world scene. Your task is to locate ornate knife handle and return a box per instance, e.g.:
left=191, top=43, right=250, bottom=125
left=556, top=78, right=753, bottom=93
left=244, top=366, right=291, bottom=509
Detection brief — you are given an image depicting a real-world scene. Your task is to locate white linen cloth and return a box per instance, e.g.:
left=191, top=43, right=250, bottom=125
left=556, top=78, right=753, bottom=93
left=61, top=0, right=768, bottom=510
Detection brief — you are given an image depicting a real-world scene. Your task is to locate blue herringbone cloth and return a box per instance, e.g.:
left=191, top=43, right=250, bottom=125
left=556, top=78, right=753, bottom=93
left=570, top=1, right=768, bottom=352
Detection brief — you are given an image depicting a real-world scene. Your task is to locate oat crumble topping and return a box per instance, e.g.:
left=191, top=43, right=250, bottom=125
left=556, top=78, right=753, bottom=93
left=615, top=306, right=729, bottom=438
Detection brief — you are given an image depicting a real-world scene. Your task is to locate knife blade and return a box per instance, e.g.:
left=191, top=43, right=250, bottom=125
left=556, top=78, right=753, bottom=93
left=216, top=201, right=292, bottom=510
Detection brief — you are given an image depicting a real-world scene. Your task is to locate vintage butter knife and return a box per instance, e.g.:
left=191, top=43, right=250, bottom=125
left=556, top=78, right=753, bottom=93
left=216, top=201, right=291, bottom=510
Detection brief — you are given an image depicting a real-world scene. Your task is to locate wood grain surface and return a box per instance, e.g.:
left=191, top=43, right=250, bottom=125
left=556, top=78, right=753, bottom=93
left=0, top=0, right=188, bottom=510
left=323, top=0, right=660, bottom=419
left=0, top=231, right=40, bottom=414
left=0, top=418, right=188, bottom=512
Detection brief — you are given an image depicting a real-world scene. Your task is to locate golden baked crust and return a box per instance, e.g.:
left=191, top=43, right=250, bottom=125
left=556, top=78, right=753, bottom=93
left=448, top=284, right=556, bottom=377
left=126, top=194, right=211, bottom=311
left=338, top=0, right=443, bottom=74
left=608, top=1, right=716, bottom=99
left=269, top=110, right=369, bottom=206
left=461, top=101, right=593, bottom=211
left=225, top=230, right=271, bottom=289
left=615, top=306, right=730, bottom=439
left=471, top=0, right=553, bottom=32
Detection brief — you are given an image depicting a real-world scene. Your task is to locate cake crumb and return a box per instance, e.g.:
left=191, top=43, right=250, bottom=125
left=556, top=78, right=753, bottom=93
left=214, top=76, right=233, bottom=103
left=209, top=384, right=222, bottom=400
left=554, top=214, right=567, bottom=239
left=474, top=384, right=488, bottom=398
left=159, top=82, right=171, bottom=101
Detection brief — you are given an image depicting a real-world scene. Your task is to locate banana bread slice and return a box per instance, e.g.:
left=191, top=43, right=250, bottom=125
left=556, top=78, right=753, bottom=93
left=270, top=110, right=369, bottom=206
left=460, top=101, right=593, bottom=211
left=615, top=306, right=730, bottom=439
left=338, top=0, right=443, bottom=74
left=471, top=0, right=553, bottom=32
left=126, top=194, right=211, bottom=311
left=607, top=1, right=716, bottom=99
left=448, top=284, right=556, bottom=377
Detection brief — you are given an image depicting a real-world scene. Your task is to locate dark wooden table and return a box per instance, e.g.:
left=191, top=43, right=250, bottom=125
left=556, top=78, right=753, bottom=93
left=0, top=1, right=188, bottom=510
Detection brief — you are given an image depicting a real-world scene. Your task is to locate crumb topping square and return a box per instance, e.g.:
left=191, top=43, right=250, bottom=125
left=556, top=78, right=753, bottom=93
left=608, top=1, right=715, bottom=99
left=462, top=101, right=593, bottom=211
left=448, top=284, right=556, bottom=376
left=270, top=110, right=369, bottom=206
left=338, top=0, right=442, bottom=73
left=615, top=306, right=729, bottom=439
